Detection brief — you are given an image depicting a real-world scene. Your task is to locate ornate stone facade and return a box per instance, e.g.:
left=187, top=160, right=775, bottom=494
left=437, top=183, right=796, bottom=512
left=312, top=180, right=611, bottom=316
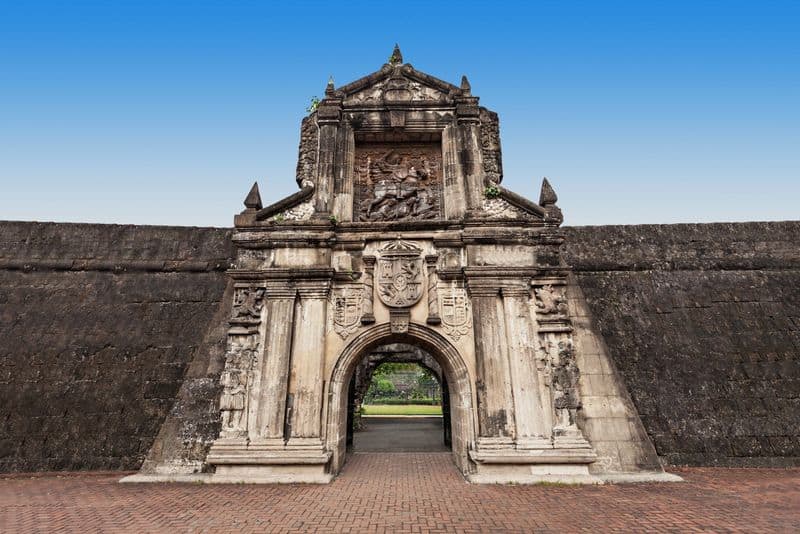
left=129, top=47, right=673, bottom=485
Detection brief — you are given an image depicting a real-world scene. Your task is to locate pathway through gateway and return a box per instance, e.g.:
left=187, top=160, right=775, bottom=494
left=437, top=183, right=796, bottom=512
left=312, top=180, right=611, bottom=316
left=353, top=416, right=449, bottom=452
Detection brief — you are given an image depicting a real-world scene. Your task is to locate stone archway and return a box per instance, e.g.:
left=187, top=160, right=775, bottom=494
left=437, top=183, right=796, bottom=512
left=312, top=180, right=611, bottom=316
left=348, top=343, right=444, bottom=436
left=326, top=323, right=476, bottom=477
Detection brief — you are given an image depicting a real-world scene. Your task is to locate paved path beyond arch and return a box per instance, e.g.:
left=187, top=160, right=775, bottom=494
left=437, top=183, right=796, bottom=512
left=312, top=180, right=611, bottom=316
left=1, top=455, right=798, bottom=532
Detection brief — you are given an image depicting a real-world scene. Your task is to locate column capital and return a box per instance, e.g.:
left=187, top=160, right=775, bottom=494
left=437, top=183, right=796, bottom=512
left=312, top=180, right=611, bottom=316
left=295, top=279, right=331, bottom=299
left=264, top=280, right=296, bottom=299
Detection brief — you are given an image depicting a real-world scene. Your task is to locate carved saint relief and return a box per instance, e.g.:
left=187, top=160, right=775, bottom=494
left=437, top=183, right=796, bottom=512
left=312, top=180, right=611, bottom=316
left=354, top=144, right=443, bottom=222
left=376, top=240, right=424, bottom=308
left=331, top=287, right=364, bottom=339
left=439, top=287, right=472, bottom=341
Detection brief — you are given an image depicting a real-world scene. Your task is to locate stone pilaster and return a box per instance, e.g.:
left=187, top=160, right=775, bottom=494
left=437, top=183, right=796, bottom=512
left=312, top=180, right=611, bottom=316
left=314, top=95, right=342, bottom=215
left=360, top=256, right=376, bottom=324
left=466, top=279, right=515, bottom=444
left=500, top=283, right=550, bottom=448
left=455, top=94, right=484, bottom=210
left=425, top=254, right=441, bottom=325
left=286, top=279, right=331, bottom=448
left=442, top=125, right=467, bottom=219
left=251, top=281, right=296, bottom=444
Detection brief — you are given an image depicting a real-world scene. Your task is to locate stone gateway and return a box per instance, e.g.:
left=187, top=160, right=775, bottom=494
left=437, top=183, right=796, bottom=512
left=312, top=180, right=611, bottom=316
left=125, top=46, right=677, bottom=484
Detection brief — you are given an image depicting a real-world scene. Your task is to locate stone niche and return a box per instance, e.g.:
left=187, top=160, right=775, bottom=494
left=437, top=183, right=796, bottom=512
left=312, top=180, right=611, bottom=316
left=124, top=46, right=679, bottom=486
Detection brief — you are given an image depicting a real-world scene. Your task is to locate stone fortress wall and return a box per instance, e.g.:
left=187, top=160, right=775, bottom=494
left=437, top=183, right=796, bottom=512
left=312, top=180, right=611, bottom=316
left=0, top=220, right=797, bottom=472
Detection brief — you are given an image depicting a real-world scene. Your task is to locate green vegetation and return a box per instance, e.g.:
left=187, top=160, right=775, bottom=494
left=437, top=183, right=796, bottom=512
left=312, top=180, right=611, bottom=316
left=306, top=96, right=320, bottom=114
left=484, top=184, right=501, bottom=199
left=361, top=404, right=443, bottom=416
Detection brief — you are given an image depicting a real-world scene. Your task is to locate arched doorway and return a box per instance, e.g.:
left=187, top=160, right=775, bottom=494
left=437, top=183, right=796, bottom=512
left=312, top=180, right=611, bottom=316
left=326, top=323, right=476, bottom=477
left=346, top=343, right=451, bottom=451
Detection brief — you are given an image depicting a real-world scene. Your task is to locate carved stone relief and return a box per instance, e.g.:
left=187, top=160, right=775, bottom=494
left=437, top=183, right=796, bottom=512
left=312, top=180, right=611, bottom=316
left=354, top=143, right=443, bottom=221
left=219, top=334, right=260, bottom=438
left=534, top=284, right=568, bottom=317
left=344, top=75, right=448, bottom=106
left=439, top=287, right=472, bottom=341
left=376, top=240, right=424, bottom=307
left=480, top=108, right=502, bottom=183
left=551, top=339, right=582, bottom=434
left=295, top=115, right=318, bottom=187
left=331, top=286, right=364, bottom=339
left=481, top=197, right=530, bottom=219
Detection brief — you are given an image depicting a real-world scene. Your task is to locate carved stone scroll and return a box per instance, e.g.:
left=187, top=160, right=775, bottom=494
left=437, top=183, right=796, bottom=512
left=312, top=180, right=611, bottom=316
left=354, top=143, right=443, bottom=221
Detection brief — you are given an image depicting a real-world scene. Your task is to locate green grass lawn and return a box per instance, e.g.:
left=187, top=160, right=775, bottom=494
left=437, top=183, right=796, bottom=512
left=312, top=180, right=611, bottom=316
left=361, top=404, right=443, bottom=416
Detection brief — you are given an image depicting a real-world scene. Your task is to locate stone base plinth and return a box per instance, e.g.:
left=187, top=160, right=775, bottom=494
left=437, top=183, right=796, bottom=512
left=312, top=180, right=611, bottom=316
left=468, top=444, right=601, bottom=484
left=200, top=438, right=333, bottom=484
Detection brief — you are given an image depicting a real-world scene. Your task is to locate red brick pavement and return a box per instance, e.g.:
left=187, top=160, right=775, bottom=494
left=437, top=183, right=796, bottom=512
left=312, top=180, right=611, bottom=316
left=1, top=452, right=798, bottom=533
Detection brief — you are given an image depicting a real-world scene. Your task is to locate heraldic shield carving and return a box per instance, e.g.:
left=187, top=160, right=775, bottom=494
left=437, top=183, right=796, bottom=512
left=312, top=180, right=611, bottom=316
left=440, top=287, right=472, bottom=341
left=377, top=240, right=424, bottom=308
left=331, top=287, right=363, bottom=339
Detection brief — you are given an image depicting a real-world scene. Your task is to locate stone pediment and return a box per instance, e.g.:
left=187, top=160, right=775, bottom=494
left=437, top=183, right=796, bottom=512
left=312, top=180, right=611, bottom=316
left=339, top=64, right=460, bottom=107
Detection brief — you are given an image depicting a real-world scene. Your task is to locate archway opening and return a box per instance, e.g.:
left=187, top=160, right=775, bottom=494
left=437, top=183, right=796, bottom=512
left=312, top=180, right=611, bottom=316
left=346, top=344, right=452, bottom=452
left=326, top=324, right=475, bottom=477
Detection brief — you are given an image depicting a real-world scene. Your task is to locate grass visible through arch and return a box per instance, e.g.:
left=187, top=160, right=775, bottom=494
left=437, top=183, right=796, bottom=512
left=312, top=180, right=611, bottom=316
left=361, top=404, right=443, bottom=416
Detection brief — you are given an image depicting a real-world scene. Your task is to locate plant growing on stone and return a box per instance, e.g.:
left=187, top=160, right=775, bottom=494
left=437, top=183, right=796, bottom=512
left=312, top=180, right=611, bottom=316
left=484, top=185, right=500, bottom=199
left=306, top=96, right=320, bottom=114
left=329, top=215, right=338, bottom=225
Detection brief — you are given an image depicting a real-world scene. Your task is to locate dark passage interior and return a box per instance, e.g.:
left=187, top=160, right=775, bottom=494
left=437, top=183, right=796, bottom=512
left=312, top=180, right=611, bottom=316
left=346, top=344, right=452, bottom=452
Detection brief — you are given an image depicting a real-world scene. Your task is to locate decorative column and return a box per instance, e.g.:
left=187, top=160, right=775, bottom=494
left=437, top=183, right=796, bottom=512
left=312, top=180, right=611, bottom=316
left=361, top=256, right=376, bottom=324
left=500, top=283, right=550, bottom=448
left=251, top=281, right=296, bottom=446
left=465, top=276, right=516, bottom=445
left=285, top=278, right=331, bottom=449
left=425, top=254, right=441, bottom=325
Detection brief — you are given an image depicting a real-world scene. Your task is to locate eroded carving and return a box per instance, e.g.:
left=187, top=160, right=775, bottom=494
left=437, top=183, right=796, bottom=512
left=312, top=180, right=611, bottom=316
left=231, top=287, right=266, bottom=321
left=551, top=340, right=581, bottom=434
left=331, top=286, right=363, bottom=339
left=354, top=144, right=442, bottom=221
left=295, top=115, right=318, bottom=187
left=480, top=108, right=502, bottom=183
left=439, top=287, right=472, bottom=341
left=377, top=240, right=424, bottom=308
left=534, top=284, right=568, bottom=316
left=219, top=334, right=260, bottom=437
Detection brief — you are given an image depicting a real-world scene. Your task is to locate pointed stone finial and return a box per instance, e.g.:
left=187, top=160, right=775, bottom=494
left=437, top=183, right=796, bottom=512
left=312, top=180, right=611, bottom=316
left=244, top=182, right=263, bottom=210
left=460, top=75, right=471, bottom=95
left=325, top=76, right=335, bottom=96
left=539, top=177, right=558, bottom=206
left=389, top=44, right=403, bottom=65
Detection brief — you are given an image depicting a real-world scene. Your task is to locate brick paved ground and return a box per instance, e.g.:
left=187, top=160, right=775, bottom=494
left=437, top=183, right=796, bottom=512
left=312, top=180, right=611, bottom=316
left=1, top=453, right=798, bottom=533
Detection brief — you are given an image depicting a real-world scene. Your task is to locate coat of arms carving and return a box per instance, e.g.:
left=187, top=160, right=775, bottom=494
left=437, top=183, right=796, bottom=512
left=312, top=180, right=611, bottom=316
left=377, top=241, right=424, bottom=308
left=331, top=287, right=363, bottom=339
left=440, top=288, right=472, bottom=341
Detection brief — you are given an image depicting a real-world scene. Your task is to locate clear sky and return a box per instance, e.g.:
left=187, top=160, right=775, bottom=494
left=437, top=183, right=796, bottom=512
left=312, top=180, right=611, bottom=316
left=1, top=0, right=798, bottom=227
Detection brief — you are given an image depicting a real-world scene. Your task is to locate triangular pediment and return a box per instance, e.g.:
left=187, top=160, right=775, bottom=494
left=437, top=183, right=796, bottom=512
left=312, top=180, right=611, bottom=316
left=339, top=64, right=461, bottom=107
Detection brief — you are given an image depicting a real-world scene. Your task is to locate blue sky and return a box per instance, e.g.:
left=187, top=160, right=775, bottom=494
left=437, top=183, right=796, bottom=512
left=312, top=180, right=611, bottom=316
left=1, top=0, right=798, bottom=227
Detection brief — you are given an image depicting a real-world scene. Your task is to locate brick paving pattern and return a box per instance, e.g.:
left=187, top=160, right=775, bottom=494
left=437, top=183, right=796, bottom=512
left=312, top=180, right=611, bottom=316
left=1, top=453, right=798, bottom=533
